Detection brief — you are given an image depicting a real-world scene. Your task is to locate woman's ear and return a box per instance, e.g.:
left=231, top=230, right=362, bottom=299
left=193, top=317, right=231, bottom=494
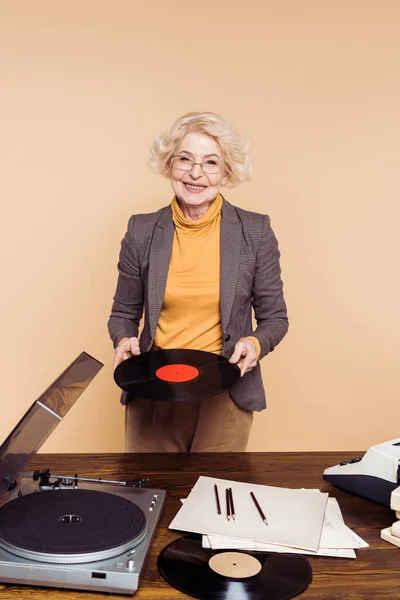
left=221, top=171, right=229, bottom=186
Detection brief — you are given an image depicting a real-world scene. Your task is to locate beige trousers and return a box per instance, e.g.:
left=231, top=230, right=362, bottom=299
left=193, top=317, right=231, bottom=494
left=125, top=390, right=253, bottom=453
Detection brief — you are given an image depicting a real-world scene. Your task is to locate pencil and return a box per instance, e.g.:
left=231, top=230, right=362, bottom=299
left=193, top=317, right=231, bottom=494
left=229, top=487, right=235, bottom=520
left=214, top=484, right=221, bottom=515
left=225, top=488, right=231, bottom=521
left=250, top=491, right=268, bottom=525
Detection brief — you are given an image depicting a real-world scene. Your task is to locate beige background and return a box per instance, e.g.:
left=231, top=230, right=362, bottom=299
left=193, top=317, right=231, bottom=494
left=1, top=0, right=399, bottom=454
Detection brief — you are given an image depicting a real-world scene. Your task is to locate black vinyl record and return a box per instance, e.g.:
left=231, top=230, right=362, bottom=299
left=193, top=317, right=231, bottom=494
left=157, top=535, right=312, bottom=600
left=114, top=349, right=240, bottom=402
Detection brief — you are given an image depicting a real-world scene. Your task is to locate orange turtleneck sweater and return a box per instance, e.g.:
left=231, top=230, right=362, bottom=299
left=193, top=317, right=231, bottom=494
left=154, top=195, right=223, bottom=353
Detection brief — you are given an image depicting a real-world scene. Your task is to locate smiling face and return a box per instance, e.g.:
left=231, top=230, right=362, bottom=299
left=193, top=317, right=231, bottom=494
left=170, top=131, right=228, bottom=219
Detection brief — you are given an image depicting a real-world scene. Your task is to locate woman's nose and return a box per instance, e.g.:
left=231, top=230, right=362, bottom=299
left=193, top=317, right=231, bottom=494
left=189, top=162, right=203, bottom=178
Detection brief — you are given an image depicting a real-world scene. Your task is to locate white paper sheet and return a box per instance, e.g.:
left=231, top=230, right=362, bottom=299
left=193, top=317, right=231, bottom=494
left=319, top=498, right=369, bottom=549
left=169, top=476, right=328, bottom=552
left=204, top=497, right=368, bottom=558
left=202, top=535, right=357, bottom=559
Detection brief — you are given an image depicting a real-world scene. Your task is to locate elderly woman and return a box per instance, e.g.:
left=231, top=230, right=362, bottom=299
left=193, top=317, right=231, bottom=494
left=108, top=112, right=288, bottom=452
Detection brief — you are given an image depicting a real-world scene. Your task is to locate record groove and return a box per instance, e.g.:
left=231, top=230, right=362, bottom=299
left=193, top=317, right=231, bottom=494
left=157, top=535, right=312, bottom=600
left=114, top=349, right=240, bottom=402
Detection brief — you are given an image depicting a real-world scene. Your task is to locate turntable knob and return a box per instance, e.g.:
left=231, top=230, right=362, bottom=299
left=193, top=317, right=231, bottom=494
left=127, top=559, right=135, bottom=570
left=149, top=493, right=158, bottom=511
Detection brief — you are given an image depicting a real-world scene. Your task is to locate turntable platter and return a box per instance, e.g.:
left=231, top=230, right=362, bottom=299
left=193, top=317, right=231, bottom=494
left=0, top=489, right=148, bottom=564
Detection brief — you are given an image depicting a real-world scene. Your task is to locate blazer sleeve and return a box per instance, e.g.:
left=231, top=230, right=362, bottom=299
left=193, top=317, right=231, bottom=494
left=251, top=215, right=289, bottom=359
left=107, top=216, right=144, bottom=348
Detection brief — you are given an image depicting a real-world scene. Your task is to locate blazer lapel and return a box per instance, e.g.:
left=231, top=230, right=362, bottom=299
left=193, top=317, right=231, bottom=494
left=220, top=200, right=241, bottom=335
left=148, top=206, right=174, bottom=339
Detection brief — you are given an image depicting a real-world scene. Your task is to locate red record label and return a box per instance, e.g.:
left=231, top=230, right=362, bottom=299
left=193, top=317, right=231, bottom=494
left=155, top=364, right=199, bottom=383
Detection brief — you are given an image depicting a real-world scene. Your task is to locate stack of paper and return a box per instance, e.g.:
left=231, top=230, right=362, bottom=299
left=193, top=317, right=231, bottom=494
left=390, top=486, right=400, bottom=513
left=381, top=485, right=400, bottom=548
left=169, top=476, right=368, bottom=559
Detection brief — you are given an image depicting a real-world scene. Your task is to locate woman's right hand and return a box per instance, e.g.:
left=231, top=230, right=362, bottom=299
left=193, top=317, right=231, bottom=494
left=113, top=337, right=140, bottom=370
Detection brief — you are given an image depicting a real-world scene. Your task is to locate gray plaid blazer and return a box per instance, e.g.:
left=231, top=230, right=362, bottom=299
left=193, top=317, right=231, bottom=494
left=108, top=198, right=288, bottom=411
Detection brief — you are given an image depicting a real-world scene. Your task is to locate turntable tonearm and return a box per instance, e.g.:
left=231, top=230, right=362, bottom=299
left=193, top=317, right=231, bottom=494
left=0, top=352, right=165, bottom=595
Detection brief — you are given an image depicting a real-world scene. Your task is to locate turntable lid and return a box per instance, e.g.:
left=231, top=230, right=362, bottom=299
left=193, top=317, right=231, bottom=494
left=0, top=352, right=103, bottom=500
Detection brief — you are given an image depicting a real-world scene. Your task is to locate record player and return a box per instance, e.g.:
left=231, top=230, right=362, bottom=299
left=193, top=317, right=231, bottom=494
left=0, top=352, right=165, bottom=595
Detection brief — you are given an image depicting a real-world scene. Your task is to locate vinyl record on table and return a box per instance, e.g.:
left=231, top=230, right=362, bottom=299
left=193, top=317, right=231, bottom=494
left=157, top=535, right=312, bottom=600
left=114, top=349, right=240, bottom=402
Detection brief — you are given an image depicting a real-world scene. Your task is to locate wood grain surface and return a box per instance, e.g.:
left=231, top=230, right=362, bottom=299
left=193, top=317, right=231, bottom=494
left=0, top=452, right=398, bottom=599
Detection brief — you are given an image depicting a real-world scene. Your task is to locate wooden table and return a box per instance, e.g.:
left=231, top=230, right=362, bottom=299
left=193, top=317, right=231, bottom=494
left=0, top=452, right=398, bottom=599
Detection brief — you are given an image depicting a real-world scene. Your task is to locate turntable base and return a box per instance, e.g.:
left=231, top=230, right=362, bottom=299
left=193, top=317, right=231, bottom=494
left=0, top=478, right=165, bottom=595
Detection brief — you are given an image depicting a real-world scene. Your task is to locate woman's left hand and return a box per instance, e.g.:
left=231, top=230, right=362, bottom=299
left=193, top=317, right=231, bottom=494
left=229, top=338, right=258, bottom=377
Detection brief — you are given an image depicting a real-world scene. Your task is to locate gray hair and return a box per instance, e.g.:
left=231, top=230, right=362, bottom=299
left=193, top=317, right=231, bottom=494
left=149, top=112, right=253, bottom=187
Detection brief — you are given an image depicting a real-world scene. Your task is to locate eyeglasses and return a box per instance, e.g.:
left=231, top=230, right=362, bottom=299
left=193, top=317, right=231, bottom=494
left=170, top=154, right=225, bottom=175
